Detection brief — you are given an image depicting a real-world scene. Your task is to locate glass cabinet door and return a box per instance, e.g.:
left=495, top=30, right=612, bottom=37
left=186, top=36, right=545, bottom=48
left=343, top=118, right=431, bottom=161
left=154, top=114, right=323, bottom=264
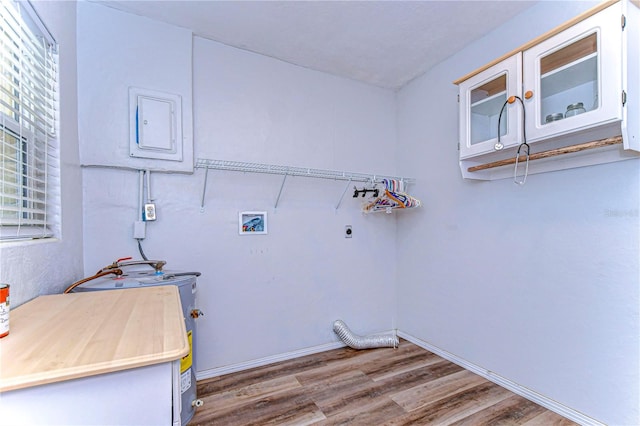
left=459, top=54, right=522, bottom=159
left=524, top=2, right=622, bottom=142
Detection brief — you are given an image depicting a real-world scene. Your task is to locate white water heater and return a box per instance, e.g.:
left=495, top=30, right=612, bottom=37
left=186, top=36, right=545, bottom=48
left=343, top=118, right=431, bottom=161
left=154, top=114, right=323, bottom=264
left=72, top=266, right=202, bottom=425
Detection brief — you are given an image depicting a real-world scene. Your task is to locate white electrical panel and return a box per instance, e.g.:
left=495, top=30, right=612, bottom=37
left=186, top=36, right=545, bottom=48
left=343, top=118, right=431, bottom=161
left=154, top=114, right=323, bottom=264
left=129, top=87, right=183, bottom=162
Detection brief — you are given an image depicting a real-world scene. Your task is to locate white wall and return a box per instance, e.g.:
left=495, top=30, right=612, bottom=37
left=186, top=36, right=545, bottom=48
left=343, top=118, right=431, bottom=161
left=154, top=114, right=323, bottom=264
left=0, top=1, right=83, bottom=307
left=79, top=4, right=399, bottom=375
left=396, top=2, right=639, bottom=425
left=57, top=1, right=639, bottom=423
left=77, top=1, right=193, bottom=172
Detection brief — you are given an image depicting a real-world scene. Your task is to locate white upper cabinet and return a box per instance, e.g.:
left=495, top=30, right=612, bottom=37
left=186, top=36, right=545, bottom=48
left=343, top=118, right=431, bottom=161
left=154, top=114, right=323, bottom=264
left=458, top=54, right=522, bottom=159
left=456, top=1, right=639, bottom=181
left=523, top=3, right=622, bottom=143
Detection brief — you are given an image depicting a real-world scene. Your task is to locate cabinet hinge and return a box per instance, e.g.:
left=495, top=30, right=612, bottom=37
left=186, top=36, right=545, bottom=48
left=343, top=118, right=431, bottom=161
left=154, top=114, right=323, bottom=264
left=622, top=90, right=627, bottom=106
left=457, top=142, right=460, bottom=151
left=621, top=14, right=626, bottom=30
left=457, top=94, right=460, bottom=103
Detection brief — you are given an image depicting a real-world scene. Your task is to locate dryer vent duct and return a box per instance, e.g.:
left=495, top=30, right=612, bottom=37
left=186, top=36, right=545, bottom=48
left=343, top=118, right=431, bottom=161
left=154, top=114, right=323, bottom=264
left=333, top=319, right=399, bottom=350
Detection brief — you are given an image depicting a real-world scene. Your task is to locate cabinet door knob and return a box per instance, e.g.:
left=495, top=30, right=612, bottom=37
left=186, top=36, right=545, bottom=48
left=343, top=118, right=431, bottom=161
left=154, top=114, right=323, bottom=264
left=508, top=96, right=517, bottom=104
left=524, top=90, right=534, bottom=99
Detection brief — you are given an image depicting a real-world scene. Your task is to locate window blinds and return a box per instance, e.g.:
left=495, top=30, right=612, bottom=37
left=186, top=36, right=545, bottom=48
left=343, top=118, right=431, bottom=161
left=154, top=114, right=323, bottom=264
left=0, top=0, right=59, bottom=240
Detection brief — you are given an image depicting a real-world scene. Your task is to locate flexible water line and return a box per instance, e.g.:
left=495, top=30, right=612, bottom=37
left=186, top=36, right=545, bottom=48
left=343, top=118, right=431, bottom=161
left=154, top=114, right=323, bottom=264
left=138, top=239, right=149, bottom=261
left=333, top=319, right=399, bottom=350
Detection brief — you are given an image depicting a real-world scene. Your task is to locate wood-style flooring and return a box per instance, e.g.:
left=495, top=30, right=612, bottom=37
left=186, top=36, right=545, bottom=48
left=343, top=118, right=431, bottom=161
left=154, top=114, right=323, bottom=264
left=189, top=340, right=577, bottom=425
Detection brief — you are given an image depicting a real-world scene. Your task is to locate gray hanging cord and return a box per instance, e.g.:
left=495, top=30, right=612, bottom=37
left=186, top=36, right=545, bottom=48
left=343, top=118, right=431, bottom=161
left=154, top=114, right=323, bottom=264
left=496, top=95, right=530, bottom=184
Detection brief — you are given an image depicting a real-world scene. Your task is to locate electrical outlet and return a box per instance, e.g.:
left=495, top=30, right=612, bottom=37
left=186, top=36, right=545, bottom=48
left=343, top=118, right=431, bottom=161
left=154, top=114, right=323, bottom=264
left=345, top=225, right=353, bottom=238
left=144, top=203, right=157, bottom=221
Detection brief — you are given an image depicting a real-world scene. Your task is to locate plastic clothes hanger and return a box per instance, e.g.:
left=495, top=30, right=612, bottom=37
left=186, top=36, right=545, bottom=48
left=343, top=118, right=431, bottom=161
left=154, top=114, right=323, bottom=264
left=362, top=179, right=421, bottom=213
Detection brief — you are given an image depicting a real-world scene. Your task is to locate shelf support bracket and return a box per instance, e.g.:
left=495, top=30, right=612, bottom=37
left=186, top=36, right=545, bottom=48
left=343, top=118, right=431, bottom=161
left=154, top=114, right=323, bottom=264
left=335, top=178, right=352, bottom=211
left=200, top=166, right=209, bottom=212
left=274, top=172, right=288, bottom=209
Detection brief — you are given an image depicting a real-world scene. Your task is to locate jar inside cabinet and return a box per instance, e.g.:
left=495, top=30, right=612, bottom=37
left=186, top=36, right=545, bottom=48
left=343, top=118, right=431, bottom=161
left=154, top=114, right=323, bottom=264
left=524, top=2, right=622, bottom=142
left=539, top=33, right=597, bottom=125
left=458, top=54, right=522, bottom=159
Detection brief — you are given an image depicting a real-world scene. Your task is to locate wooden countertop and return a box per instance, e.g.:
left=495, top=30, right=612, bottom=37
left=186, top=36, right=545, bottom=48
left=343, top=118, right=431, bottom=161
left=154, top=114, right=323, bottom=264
left=0, top=286, right=189, bottom=392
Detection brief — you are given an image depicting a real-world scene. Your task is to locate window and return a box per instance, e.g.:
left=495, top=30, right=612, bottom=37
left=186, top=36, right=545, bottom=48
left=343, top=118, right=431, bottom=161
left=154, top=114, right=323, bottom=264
left=0, top=0, right=59, bottom=240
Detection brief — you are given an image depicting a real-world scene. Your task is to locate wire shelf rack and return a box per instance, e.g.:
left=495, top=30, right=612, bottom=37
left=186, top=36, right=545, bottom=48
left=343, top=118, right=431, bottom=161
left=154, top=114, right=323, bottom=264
left=195, top=158, right=415, bottom=211
left=195, top=158, right=413, bottom=184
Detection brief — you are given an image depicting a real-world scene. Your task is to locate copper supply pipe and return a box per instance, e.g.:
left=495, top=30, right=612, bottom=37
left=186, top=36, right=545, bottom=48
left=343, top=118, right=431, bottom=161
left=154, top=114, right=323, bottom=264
left=63, top=269, right=123, bottom=294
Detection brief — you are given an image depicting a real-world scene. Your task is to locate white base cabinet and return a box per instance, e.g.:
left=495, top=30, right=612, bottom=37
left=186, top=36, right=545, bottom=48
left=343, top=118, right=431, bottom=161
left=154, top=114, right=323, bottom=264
left=0, top=361, right=182, bottom=426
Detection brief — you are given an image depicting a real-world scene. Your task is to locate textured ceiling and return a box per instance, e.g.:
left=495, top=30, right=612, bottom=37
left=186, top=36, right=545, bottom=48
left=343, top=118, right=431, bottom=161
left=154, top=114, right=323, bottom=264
left=95, top=1, right=536, bottom=90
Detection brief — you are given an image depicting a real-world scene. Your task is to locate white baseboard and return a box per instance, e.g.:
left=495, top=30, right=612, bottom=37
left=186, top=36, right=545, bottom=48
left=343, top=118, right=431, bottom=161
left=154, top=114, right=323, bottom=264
left=397, top=331, right=604, bottom=426
left=196, top=341, right=346, bottom=381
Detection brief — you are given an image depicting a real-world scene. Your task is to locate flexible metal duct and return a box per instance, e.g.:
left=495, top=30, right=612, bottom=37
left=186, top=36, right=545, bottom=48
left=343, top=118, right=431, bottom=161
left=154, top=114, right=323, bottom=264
left=333, top=319, right=399, bottom=350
